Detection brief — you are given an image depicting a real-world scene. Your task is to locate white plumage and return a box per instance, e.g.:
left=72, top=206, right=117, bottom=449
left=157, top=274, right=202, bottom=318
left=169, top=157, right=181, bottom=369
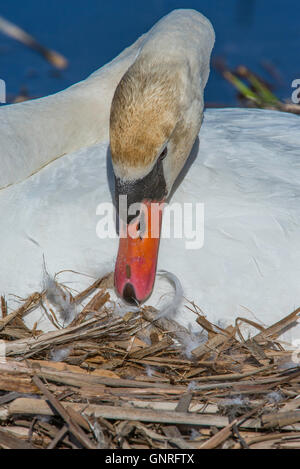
left=0, top=10, right=299, bottom=342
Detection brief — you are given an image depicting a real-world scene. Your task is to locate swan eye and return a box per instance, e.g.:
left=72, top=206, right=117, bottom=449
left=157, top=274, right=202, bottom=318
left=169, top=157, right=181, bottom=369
left=158, top=147, right=168, bottom=162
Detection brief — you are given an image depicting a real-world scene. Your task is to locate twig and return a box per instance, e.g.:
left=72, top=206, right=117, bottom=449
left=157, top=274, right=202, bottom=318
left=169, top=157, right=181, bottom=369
left=0, top=293, right=41, bottom=332
left=1, top=296, right=7, bottom=318
left=47, top=425, right=68, bottom=449
left=0, top=16, right=67, bottom=69
left=8, top=398, right=265, bottom=430
left=32, top=375, right=96, bottom=449
left=198, top=419, right=238, bottom=449
left=0, top=427, right=37, bottom=449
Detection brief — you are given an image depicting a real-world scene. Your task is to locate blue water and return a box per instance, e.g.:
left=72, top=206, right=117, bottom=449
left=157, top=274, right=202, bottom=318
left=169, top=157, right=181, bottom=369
left=0, top=0, right=299, bottom=105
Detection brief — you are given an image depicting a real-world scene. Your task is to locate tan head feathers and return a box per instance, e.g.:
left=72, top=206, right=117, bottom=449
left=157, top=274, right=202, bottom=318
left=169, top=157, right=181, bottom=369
left=110, top=58, right=181, bottom=178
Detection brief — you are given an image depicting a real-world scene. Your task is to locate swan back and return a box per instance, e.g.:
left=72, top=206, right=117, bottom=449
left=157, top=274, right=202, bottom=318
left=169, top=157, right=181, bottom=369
left=0, top=9, right=214, bottom=190
left=0, top=35, right=145, bottom=189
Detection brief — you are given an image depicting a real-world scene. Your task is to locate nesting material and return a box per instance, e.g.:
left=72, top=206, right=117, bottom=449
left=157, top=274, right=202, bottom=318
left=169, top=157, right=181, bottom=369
left=0, top=275, right=300, bottom=449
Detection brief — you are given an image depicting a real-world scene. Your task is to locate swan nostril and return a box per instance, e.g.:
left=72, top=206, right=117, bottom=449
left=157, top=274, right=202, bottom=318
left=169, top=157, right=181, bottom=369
left=123, top=283, right=138, bottom=305
left=126, top=264, right=131, bottom=279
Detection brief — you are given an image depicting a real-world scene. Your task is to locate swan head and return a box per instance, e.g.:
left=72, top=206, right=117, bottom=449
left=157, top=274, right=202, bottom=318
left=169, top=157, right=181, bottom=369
left=110, top=57, right=203, bottom=304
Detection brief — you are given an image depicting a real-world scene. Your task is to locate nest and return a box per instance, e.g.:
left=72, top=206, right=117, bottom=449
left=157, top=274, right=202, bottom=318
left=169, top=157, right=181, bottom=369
left=0, top=274, right=300, bottom=449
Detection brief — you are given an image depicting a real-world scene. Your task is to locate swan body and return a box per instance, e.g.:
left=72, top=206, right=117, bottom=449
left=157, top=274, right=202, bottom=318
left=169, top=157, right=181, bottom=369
left=0, top=10, right=299, bottom=341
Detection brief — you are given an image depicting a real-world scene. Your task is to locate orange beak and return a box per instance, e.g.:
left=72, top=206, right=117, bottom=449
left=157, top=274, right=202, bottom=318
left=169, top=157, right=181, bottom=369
left=114, top=200, right=164, bottom=304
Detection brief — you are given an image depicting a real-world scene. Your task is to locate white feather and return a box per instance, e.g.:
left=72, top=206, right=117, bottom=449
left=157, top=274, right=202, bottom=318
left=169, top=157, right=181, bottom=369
left=266, top=391, right=283, bottom=404
left=187, top=380, right=197, bottom=391
left=156, top=270, right=184, bottom=319
left=43, top=266, right=76, bottom=324
left=50, top=347, right=71, bottom=362
left=145, top=365, right=154, bottom=377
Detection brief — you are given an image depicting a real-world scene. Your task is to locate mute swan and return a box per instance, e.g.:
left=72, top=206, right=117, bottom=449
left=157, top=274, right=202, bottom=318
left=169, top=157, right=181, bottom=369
left=0, top=10, right=299, bottom=342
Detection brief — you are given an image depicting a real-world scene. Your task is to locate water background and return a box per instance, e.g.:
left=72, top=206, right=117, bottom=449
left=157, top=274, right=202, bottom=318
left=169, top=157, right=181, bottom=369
left=0, top=0, right=299, bottom=105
